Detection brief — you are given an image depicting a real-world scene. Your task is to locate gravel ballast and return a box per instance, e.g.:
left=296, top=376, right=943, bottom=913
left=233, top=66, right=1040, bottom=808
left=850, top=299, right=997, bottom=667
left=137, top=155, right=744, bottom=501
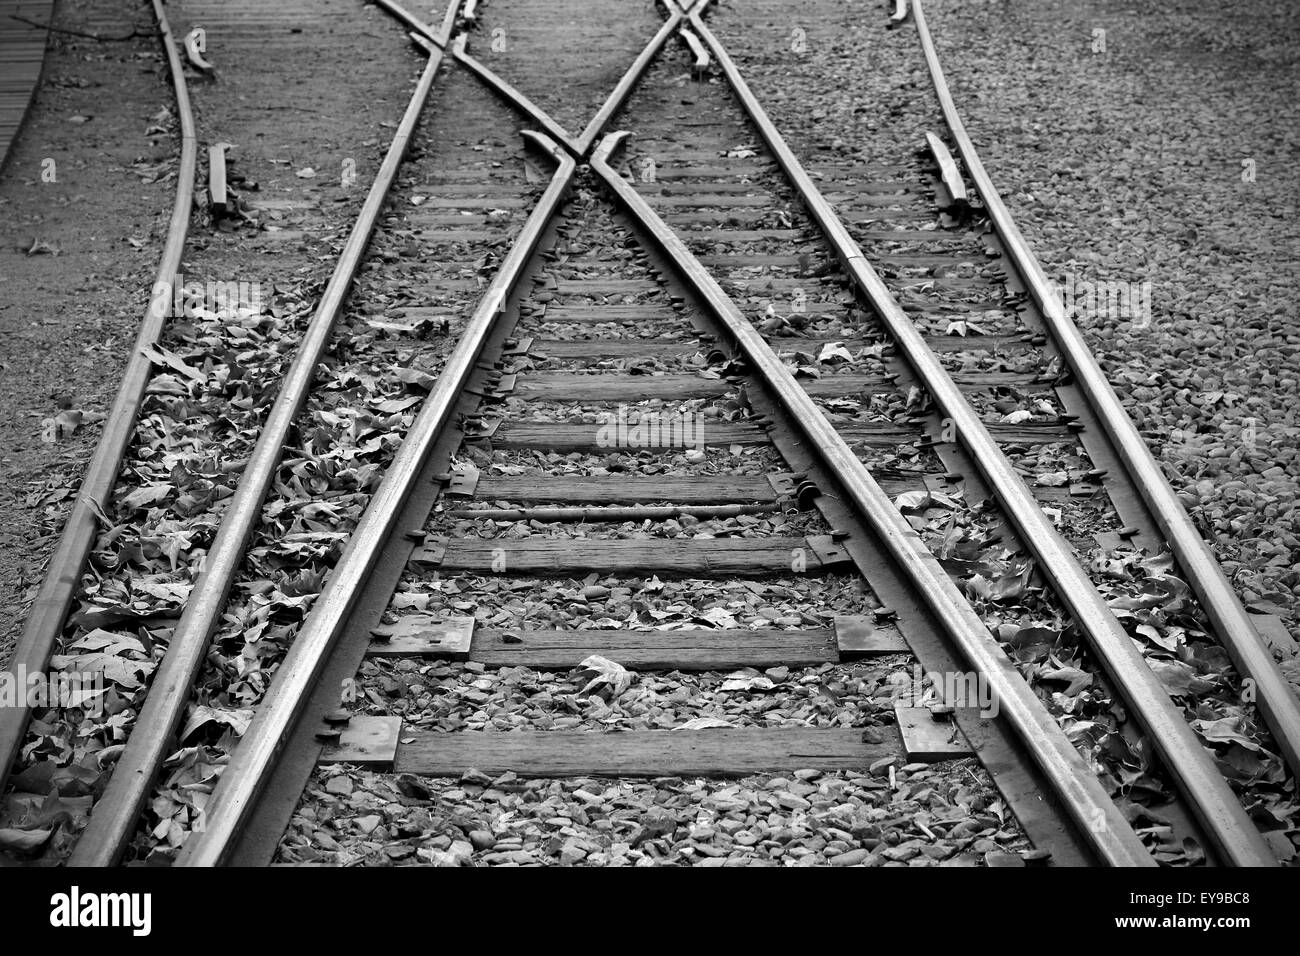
left=280, top=760, right=1030, bottom=867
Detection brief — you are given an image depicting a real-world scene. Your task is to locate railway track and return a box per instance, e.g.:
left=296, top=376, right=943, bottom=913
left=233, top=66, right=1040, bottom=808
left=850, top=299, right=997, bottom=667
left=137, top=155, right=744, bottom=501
left=0, top=0, right=1294, bottom=869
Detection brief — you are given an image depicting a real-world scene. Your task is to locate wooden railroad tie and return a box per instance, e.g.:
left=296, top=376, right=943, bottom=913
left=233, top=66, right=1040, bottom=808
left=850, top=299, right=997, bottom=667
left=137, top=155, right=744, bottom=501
left=408, top=535, right=853, bottom=575
left=320, top=722, right=972, bottom=776
left=365, top=615, right=908, bottom=670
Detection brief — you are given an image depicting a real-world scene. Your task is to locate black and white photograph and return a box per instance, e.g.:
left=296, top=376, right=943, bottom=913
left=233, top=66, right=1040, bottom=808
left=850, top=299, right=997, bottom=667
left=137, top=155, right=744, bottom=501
left=0, top=0, right=1293, bottom=931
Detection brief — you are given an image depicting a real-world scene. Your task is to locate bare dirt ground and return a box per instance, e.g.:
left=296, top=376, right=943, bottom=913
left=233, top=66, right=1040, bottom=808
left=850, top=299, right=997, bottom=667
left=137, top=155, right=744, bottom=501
left=0, top=0, right=417, bottom=661
left=0, top=0, right=171, bottom=659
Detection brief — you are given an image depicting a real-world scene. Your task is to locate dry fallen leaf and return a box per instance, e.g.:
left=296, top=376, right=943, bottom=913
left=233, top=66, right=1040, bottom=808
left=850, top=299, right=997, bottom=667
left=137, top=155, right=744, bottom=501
left=674, top=717, right=735, bottom=730
left=817, top=341, right=854, bottom=363
left=575, top=655, right=633, bottom=698
left=180, top=705, right=255, bottom=742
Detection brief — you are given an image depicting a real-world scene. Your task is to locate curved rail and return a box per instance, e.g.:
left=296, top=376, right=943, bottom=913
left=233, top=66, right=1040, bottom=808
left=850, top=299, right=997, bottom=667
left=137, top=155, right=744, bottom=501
left=912, top=0, right=1300, bottom=784
left=0, top=0, right=199, bottom=791
left=177, top=131, right=577, bottom=866
left=69, top=15, right=460, bottom=867
left=687, top=8, right=1274, bottom=865
left=589, top=131, right=1152, bottom=868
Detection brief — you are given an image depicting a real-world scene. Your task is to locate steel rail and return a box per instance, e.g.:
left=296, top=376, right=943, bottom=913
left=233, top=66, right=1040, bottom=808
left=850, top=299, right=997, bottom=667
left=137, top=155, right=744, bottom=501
left=69, top=22, right=458, bottom=867
left=177, top=132, right=577, bottom=867
left=0, top=0, right=199, bottom=792
left=399, top=0, right=691, bottom=160
left=679, top=27, right=709, bottom=77
left=911, top=0, right=1300, bottom=784
left=691, top=8, right=1273, bottom=865
left=377, top=0, right=581, bottom=155
left=687, top=12, right=1275, bottom=866
left=450, top=34, right=580, bottom=155
left=589, top=131, right=1153, bottom=868
left=574, top=2, right=691, bottom=154
left=368, top=0, right=450, bottom=47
